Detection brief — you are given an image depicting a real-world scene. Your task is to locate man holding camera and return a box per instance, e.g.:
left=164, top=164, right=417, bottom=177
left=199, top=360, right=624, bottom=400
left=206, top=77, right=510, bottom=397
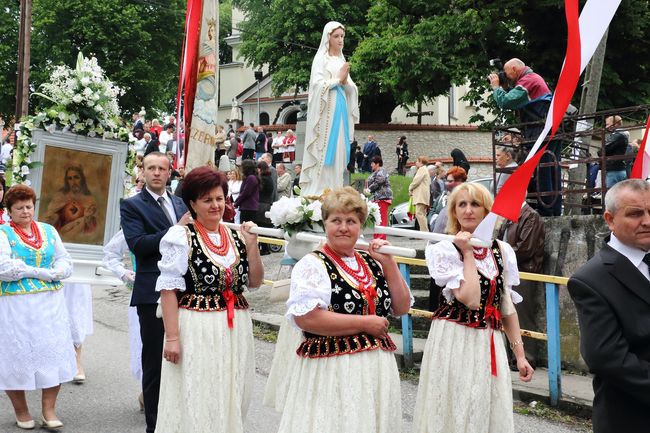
left=489, top=58, right=561, bottom=216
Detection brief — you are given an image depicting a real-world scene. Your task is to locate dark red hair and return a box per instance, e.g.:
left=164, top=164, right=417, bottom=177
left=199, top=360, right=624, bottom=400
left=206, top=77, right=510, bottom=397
left=4, top=184, right=36, bottom=211
left=446, top=166, right=467, bottom=182
left=181, top=167, right=229, bottom=218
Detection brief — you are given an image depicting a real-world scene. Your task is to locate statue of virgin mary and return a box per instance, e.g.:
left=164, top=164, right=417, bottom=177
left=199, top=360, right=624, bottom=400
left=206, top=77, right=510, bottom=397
left=299, top=21, right=359, bottom=197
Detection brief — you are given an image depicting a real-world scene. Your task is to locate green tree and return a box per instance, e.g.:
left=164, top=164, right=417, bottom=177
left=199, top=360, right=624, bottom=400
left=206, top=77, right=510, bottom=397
left=29, top=0, right=186, bottom=116
left=232, top=0, right=397, bottom=123
left=0, top=1, right=20, bottom=121
left=220, top=0, right=233, bottom=64
left=354, top=0, right=650, bottom=125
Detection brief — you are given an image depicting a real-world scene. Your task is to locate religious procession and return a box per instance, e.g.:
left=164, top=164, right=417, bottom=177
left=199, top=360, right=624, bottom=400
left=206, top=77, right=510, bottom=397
left=0, top=0, right=649, bottom=432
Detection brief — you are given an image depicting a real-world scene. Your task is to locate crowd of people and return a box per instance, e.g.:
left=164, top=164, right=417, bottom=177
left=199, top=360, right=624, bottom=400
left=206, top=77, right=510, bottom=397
left=0, top=41, right=648, bottom=433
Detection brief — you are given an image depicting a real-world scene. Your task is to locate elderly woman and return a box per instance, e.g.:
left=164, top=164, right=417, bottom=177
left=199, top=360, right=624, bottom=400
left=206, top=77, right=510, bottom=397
left=278, top=186, right=412, bottom=433
left=409, top=156, right=432, bottom=232
left=300, top=22, right=359, bottom=197
left=154, top=167, right=263, bottom=432
left=367, top=155, right=392, bottom=240
left=0, top=185, right=75, bottom=430
left=414, top=183, right=534, bottom=433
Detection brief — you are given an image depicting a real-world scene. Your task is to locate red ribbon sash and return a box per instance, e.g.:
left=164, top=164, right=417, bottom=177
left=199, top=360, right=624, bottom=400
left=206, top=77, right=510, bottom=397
left=223, top=268, right=235, bottom=329
left=484, top=279, right=502, bottom=377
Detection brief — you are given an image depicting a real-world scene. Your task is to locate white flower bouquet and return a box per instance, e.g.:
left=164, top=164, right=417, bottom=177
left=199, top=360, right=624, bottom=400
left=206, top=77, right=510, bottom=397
left=13, top=52, right=129, bottom=183
left=269, top=194, right=381, bottom=236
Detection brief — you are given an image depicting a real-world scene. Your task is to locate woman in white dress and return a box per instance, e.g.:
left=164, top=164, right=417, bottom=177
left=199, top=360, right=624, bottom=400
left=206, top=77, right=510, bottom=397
left=102, top=229, right=144, bottom=410
left=413, top=183, right=534, bottom=433
left=278, top=187, right=411, bottom=433
left=0, top=185, right=75, bottom=430
left=300, top=22, right=359, bottom=197
left=62, top=281, right=93, bottom=383
left=155, top=167, right=263, bottom=433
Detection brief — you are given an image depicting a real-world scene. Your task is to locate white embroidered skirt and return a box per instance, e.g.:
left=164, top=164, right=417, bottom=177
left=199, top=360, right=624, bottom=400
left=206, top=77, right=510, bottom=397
left=155, top=308, right=255, bottom=433
left=128, top=305, right=142, bottom=381
left=277, top=348, right=402, bottom=433
left=63, top=282, right=94, bottom=346
left=263, top=316, right=304, bottom=412
left=413, top=319, right=513, bottom=433
left=0, top=289, right=76, bottom=390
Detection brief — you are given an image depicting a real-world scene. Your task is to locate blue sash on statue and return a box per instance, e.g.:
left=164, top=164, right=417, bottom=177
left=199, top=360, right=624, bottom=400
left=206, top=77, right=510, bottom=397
left=0, top=222, right=62, bottom=296
left=324, top=85, right=350, bottom=167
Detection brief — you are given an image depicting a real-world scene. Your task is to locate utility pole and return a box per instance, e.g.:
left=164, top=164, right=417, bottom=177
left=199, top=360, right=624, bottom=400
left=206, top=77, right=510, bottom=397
left=567, top=29, right=608, bottom=215
left=15, top=0, right=32, bottom=122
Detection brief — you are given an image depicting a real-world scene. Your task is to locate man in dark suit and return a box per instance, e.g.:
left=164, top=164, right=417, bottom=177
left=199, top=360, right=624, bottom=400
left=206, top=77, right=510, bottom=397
left=120, top=152, right=189, bottom=433
left=568, top=179, right=650, bottom=433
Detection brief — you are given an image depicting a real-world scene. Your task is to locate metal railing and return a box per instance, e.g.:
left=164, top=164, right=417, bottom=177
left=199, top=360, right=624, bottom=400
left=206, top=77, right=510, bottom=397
left=257, top=237, right=570, bottom=407
left=395, top=257, right=568, bottom=407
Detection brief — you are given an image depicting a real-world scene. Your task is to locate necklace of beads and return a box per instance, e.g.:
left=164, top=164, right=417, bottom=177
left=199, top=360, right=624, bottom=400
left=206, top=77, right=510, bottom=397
left=10, top=220, right=43, bottom=249
left=195, top=221, right=230, bottom=256
left=473, top=246, right=489, bottom=261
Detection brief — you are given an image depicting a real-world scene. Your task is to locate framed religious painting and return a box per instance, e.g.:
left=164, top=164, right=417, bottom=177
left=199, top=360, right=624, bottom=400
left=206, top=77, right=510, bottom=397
left=28, top=130, right=127, bottom=262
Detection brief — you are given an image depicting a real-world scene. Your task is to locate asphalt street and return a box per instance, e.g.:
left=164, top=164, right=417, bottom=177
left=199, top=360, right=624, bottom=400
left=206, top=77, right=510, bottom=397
left=0, top=283, right=590, bottom=433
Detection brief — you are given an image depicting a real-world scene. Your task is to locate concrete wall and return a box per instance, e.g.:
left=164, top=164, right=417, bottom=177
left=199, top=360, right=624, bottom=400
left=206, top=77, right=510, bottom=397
left=536, top=214, right=609, bottom=372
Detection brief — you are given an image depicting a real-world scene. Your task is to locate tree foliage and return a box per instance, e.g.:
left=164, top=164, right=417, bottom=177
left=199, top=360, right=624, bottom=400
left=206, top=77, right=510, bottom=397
left=232, top=0, right=397, bottom=122
left=234, top=0, right=650, bottom=126
left=0, top=0, right=233, bottom=122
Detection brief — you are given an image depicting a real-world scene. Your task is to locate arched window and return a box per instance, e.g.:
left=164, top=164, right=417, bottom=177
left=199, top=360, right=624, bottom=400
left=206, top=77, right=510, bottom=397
left=259, top=112, right=270, bottom=125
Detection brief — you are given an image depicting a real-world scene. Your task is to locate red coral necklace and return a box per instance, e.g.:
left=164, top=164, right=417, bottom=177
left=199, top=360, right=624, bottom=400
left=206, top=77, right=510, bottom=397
left=10, top=220, right=43, bottom=249
left=195, top=221, right=230, bottom=256
left=323, top=244, right=378, bottom=314
left=473, top=247, right=489, bottom=261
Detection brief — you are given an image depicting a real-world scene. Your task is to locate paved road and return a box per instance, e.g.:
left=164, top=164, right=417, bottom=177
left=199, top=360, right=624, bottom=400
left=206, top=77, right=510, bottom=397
left=1, top=284, right=589, bottom=432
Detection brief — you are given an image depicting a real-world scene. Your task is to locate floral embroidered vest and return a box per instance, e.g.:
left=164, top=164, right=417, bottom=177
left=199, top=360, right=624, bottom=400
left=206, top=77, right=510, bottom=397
left=432, top=240, right=505, bottom=331
left=177, top=224, right=249, bottom=318
left=0, top=222, right=62, bottom=296
left=296, top=250, right=396, bottom=358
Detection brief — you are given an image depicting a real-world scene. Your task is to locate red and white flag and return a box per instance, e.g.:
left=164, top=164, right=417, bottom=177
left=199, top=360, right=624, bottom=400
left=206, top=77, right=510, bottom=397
left=630, top=115, right=650, bottom=181
left=474, top=0, right=622, bottom=242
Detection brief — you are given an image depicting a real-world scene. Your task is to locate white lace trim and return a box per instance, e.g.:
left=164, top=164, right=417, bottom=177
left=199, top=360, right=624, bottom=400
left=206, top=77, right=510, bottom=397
left=425, top=240, right=522, bottom=307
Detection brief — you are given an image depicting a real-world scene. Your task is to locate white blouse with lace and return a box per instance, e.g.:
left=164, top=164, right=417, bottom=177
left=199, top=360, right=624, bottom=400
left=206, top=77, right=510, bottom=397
left=155, top=225, right=249, bottom=292
left=0, top=225, right=72, bottom=282
left=286, top=252, right=412, bottom=328
left=425, top=240, right=522, bottom=316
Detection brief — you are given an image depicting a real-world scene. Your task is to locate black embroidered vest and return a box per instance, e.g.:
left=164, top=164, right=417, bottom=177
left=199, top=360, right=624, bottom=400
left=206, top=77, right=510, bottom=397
left=432, top=240, right=504, bottom=331
left=177, top=224, right=249, bottom=312
left=296, top=250, right=396, bottom=358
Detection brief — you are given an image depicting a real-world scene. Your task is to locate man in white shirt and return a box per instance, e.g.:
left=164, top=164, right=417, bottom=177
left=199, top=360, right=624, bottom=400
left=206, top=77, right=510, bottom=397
left=568, top=179, right=650, bottom=432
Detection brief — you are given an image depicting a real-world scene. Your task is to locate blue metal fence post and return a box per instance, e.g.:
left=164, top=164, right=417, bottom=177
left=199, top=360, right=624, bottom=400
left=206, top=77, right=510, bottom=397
left=399, top=263, right=413, bottom=369
left=545, top=282, right=562, bottom=406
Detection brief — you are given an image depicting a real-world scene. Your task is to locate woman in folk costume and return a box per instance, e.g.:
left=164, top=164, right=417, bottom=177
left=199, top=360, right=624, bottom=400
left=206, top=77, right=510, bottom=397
left=0, top=185, right=76, bottom=430
left=278, top=187, right=412, bottom=433
left=299, top=22, right=359, bottom=197
left=414, top=183, right=534, bottom=433
left=154, top=167, right=263, bottom=433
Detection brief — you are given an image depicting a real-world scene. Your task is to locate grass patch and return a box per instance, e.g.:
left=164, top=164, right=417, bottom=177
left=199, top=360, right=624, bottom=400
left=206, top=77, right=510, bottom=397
left=351, top=172, right=412, bottom=212
left=399, top=367, right=420, bottom=383
left=513, top=401, right=592, bottom=430
left=253, top=323, right=279, bottom=343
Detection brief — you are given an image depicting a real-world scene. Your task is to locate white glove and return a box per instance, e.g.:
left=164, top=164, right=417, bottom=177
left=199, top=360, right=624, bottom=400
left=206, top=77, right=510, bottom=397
left=122, top=270, right=136, bottom=284
left=28, top=267, right=55, bottom=282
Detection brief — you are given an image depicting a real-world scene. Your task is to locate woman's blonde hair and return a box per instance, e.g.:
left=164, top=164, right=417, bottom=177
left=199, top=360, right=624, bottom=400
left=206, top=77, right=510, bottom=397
left=445, top=183, right=493, bottom=234
left=230, top=168, right=242, bottom=181
left=322, top=186, right=368, bottom=224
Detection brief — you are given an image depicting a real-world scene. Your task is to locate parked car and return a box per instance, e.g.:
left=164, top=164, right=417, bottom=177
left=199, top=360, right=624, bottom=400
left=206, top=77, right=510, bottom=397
left=389, top=177, right=493, bottom=230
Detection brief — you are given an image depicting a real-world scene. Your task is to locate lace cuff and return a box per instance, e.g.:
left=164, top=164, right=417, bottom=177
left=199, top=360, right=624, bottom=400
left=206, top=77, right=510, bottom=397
left=156, top=276, right=186, bottom=292
left=286, top=298, right=328, bottom=330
